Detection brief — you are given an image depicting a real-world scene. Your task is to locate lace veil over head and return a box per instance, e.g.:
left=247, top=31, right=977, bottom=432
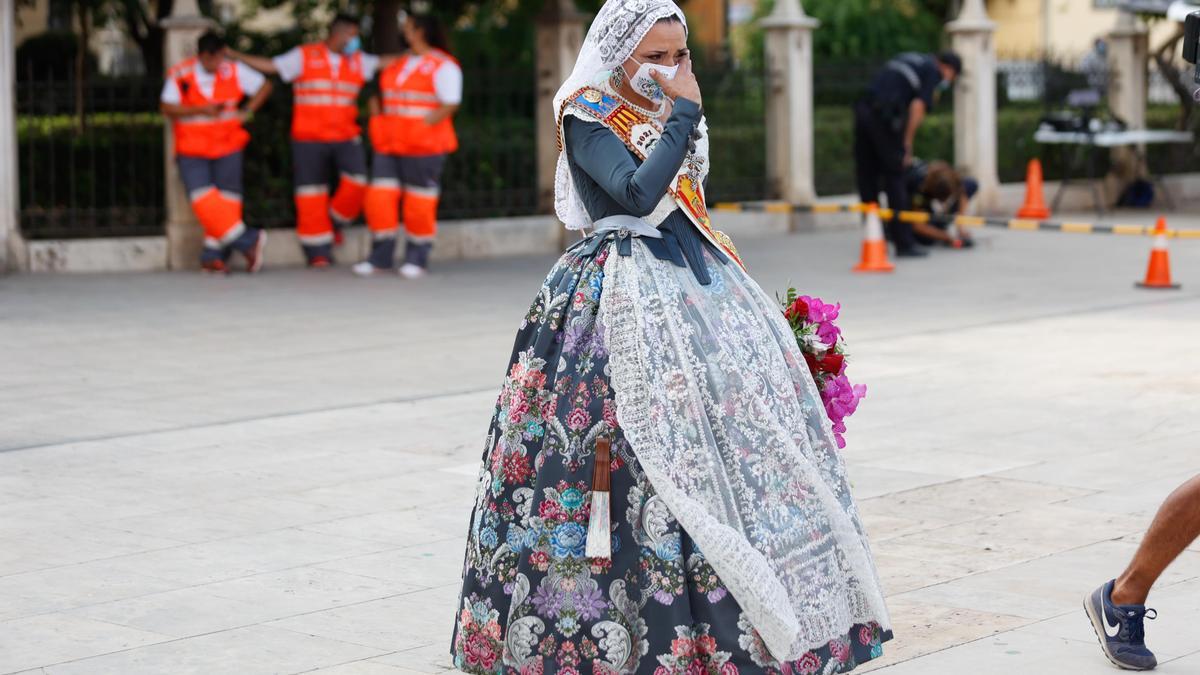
left=552, top=0, right=689, bottom=230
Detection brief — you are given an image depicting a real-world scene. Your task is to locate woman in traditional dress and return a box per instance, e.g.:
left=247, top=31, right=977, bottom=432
left=452, top=2, right=892, bottom=673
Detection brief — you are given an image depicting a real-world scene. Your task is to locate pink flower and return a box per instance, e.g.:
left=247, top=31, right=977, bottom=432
left=685, top=660, right=706, bottom=675
left=720, top=662, right=740, bottom=675
left=464, top=632, right=498, bottom=670
left=508, top=399, right=530, bottom=425
left=815, top=320, right=841, bottom=347
left=859, top=625, right=874, bottom=645
left=654, top=667, right=671, bottom=675
left=602, top=399, right=619, bottom=429
left=800, top=295, right=840, bottom=323
left=820, top=374, right=866, bottom=449
left=566, top=407, right=591, bottom=431
left=672, top=637, right=696, bottom=659
left=510, top=388, right=528, bottom=409
left=540, top=398, right=558, bottom=420
left=829, top=639, right=851, bottom=663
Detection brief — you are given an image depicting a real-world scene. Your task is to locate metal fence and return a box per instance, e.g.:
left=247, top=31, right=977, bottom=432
left=17, top=72, right=166, bottom=239
left=15, top=55, right=1197, bottom=240
left=697, top=64, right=772, bottom=203
left=15, top=65, right=539, bottom=240
left=14, top=61, right=768, bottom=239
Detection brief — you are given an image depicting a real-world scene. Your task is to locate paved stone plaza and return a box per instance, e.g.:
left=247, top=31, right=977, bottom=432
left=2, top=211, right=1200, bottom=674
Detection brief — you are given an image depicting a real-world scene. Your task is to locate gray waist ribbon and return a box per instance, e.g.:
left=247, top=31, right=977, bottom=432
left=569, top=213, right=725, bottom=286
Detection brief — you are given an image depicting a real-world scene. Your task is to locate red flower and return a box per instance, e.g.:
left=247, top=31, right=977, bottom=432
left=795, top=651, right=821, bottom=675
left=538, top=499, right=566, bottom=520
left=719, top=662, right=739, bottom=675
left=803, top=351, right=844, bottom=378
left=523, top=369, right=547, bottom=389
left=502, top=452, right=533, bottom=484
left=785, top=298, right=809, bottom=320
left=816, top=352, right=844, bottom=376
left=694, top=634, right=717, bottom=656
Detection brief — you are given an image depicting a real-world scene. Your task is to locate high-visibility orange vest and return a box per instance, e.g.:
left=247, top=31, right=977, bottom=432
left=168, top=58, right=249, bottom=159
left=370, top=50, right=458, bottom=156
left=291, top=43, right=365, bottom=143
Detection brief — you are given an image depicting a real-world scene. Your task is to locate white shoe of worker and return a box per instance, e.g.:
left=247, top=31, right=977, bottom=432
left=352, top=261, right=385, bottom=277
left=398, top=263, right=427, bottom=279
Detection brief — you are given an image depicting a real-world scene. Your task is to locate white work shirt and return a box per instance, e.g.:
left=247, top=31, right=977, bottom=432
left=271, top=46, right=380, bottom=84
left=389, top=53, right=463, bottom=105
left=160, top=60, right=265, bottom=104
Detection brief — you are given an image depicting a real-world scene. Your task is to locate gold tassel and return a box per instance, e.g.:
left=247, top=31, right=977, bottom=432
left=585, top=436, right=612, bottom=559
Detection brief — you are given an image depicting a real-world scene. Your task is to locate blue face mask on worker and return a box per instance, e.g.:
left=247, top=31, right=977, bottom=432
left=342, top=36, right=361, bottom=55
left=626, top=57, right=679, bottom=101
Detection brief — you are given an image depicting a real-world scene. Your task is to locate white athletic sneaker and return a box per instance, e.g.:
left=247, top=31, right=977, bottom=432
left=352, top=261, right=384, bottom=277
left=398, top=263, right=427, bottom=279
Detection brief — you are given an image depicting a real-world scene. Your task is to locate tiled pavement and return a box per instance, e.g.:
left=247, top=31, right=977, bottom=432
left=2, top=212, right=1199, bottom=674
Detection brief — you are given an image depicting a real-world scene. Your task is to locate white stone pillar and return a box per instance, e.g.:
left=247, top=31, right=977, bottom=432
left=1108, top=10, right=1148, bottom=131
left=535, top=0, right=585, bottom=217
left=1107, top=10, right=1148, bottom=188
left=160, top=0, right=215, bottom=270
left=947, top=0, right=1000, bottom=212
left=761, top=0, right=818, bottom=209
left=0, top=4, right=22, bottom=273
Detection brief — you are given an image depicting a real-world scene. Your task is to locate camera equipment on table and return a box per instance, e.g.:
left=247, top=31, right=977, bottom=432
left=1184, top=11, right=1200, bottom=87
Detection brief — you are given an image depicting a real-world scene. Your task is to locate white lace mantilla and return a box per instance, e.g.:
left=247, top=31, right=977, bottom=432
left=597, top=240, right=891, bottom=661
left=552, top=0, right=693, bottom=231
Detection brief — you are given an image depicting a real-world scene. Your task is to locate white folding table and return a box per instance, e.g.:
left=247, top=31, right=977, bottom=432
left=1032, top=127, right=1194, bottom=214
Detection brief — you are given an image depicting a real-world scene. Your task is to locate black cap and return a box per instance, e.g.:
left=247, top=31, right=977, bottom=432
left=937, top=50, right=963, bottom=76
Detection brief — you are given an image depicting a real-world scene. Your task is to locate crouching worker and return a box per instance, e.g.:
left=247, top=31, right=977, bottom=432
left=161, top=31, right=271, bottom=273
left=355, top=11, right=460, bottom=279
left=906, top=159, right=977, bottom=249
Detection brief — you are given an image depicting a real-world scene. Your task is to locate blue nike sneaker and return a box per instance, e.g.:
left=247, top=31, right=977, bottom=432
left=1085, top=579, right=1158, bottom=670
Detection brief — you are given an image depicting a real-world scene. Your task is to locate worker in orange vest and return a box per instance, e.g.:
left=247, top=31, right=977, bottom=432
left=354, top=11, right=460, bottom=279
left=160, top=31, right=272, bottom=274
left=232, top=14, right=391, bottom=267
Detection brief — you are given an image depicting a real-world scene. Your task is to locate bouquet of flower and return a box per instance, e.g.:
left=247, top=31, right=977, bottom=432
left=780, top=288, right=866, bottom=449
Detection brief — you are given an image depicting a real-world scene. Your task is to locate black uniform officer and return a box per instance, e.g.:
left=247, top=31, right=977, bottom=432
left=854, top=51, right=961, bottom=257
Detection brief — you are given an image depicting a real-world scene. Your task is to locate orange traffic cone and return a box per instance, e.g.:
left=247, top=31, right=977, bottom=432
left=1135, top=217, right=1180, bottom=289
left=853, top=203, right=895, bottom=273
left=1017, top=158, right=1051, bottom=220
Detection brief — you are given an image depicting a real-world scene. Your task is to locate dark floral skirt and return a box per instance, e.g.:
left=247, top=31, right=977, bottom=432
left=452, top=237, right=891, bottom=675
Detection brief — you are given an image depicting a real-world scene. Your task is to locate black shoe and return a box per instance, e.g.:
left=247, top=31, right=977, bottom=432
left=895, top=246, right=929, bottom=258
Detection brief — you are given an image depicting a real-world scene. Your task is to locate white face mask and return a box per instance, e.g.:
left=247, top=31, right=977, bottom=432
left=625, top=57, right=678, bottom=101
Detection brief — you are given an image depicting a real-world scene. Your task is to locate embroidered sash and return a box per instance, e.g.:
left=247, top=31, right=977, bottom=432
left=560, top=87, right=745, bottom=268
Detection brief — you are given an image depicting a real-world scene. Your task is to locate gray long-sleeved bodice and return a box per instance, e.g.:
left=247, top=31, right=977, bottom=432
left=563, top=97, right=727, bottom=285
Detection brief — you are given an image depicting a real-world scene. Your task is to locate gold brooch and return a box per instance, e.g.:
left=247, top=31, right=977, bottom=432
left=583, top=89, right=602, bottom=103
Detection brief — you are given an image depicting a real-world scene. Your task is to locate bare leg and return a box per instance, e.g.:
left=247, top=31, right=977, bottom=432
left=1110, top=474, right=1200, bottom=605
